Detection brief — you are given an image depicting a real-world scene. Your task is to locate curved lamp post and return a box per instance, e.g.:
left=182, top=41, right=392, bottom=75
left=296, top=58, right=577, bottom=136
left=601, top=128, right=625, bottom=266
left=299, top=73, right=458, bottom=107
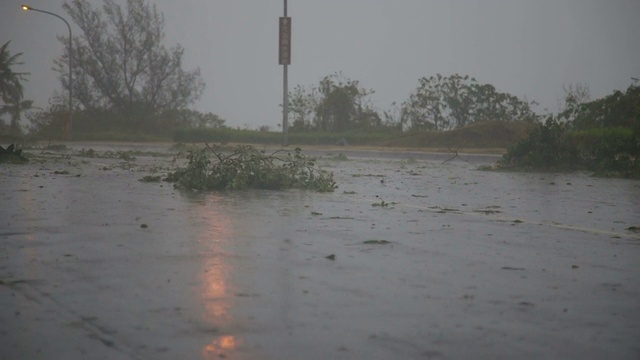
left=21, top=5, right=73, bottom=141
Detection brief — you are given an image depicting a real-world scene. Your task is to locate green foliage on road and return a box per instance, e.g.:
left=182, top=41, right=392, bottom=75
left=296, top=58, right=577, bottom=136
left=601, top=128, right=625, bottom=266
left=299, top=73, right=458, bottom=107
left=166, top=144, right=336, bottom=192
left=0, top=144, right=28, bottom=163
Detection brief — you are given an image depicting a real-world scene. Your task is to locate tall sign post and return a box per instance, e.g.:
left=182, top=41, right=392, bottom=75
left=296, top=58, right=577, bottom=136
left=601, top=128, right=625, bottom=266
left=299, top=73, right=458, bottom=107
left=279, top=0, right=291, bottom=146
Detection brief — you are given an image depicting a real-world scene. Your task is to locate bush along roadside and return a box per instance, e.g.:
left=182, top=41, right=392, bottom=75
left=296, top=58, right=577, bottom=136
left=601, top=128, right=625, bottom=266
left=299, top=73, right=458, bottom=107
left=497, top=117, right=640, bottom=178
left=572, top=127, right=640, bottom=177
left=165, top=144, right=336, bottom=192
left=499, top=118, right=581, bottom=171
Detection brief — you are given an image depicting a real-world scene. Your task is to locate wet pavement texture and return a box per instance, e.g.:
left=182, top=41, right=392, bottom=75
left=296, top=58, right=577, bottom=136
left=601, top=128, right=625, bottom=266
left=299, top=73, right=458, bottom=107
left=1, top=144, right=639, bottom=359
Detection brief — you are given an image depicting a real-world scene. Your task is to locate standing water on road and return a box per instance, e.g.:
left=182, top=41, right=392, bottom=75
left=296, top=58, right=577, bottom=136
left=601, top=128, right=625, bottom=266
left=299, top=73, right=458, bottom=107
left=1, top=145, right=639, bottom=359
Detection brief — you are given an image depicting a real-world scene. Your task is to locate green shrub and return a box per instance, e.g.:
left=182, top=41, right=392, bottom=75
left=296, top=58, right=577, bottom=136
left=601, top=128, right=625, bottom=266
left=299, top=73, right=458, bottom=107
left=166, top=144, right=336, bottom=192
left=500, top=117, right=580, bottom=170
left=499, top=118, right=640, bottom=178
left=571, top=127, right=639, bottom=176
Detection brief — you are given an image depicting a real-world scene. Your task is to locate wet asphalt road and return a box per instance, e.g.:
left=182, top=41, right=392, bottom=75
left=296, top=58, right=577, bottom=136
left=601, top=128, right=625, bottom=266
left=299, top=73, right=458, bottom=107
left=1, top=144, right=639, bottom=359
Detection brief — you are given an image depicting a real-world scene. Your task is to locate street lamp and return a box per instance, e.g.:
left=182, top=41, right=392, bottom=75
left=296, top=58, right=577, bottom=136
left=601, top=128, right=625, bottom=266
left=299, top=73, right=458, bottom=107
left=21, top=4, right=73, bottom=141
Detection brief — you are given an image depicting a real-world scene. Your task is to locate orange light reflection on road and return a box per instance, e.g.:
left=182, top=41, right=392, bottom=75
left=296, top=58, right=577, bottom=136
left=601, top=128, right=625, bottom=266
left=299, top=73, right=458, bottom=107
left=202, top=335, right=243, bottom=359
left=202, top=264, right=230, bottom=320
left=194, top=198, right=243, bottom=358
left=19, top=171, right=42, bottom=279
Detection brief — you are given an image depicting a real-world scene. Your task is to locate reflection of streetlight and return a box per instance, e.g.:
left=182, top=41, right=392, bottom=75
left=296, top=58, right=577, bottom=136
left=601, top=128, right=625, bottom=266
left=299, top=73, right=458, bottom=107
left=22, top=4, right=73, bottom=141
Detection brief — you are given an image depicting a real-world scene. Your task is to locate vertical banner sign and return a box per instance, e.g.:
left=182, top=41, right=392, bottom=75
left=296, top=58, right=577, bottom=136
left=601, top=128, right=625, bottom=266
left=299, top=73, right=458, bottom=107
left=279, top=17, right=291, bottom=65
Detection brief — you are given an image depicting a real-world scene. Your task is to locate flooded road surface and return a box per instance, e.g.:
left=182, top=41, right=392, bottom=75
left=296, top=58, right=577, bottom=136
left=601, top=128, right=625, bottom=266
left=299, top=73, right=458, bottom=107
left=1, top=145, right=639, bottom=359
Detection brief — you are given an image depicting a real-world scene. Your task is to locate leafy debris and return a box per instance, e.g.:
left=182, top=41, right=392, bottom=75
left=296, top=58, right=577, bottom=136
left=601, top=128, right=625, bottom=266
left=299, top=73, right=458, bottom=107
left=363, top=240, right=392, bottom=245
left=0, top=144, right=28, bottom=163
left=165, top=144, right=336, bottom=192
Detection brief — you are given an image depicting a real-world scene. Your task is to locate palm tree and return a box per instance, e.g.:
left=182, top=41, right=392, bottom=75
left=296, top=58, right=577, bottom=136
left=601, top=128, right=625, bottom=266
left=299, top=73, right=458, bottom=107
left=0, top=99, right=33, bottom=135
left=0, top=41, right=31, bottom=135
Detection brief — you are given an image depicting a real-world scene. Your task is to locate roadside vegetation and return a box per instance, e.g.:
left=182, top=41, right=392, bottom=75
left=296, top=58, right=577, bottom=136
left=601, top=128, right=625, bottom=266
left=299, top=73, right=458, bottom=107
left=0, top=41, right=32, bottom=137
left=2, top=0, right=637, bottom=180
left=0, top=144, right=27, bottom=163
left=497, top=84, right=640, bottom=178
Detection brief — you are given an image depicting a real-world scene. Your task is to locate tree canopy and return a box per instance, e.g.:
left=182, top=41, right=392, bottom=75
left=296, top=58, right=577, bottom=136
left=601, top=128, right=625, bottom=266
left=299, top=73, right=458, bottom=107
left=57, top=0, right=205, bottom=131
left=569, top=84, right=640, bottom=130
left=288, top=72, right=385, bottom=132
left=0, top=41, right=32, bottom=135
left=401, top=74, right=538, bottom=131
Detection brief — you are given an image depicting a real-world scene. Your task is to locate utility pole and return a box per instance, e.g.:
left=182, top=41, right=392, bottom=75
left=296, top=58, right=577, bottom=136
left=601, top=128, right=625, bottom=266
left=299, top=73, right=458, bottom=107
left=279, top=0, right=291, bottom=146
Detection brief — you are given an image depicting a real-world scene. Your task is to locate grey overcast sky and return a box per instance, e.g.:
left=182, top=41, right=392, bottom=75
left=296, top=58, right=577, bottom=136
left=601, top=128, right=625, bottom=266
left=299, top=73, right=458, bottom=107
left=2, top=0, right=639, bottom=129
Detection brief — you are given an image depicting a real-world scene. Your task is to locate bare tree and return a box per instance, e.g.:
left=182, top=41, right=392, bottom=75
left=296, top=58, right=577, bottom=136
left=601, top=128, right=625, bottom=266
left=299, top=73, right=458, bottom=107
left=558, top=83, right=591, bottom=123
